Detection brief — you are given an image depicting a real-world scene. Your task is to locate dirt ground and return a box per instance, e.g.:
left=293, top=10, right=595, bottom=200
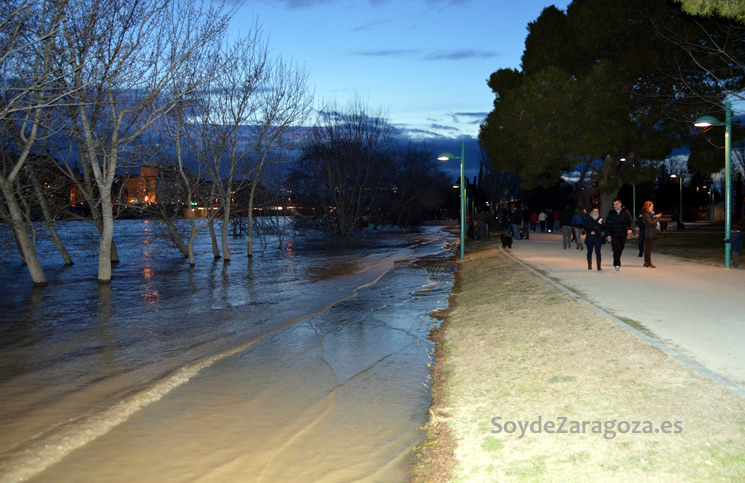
left=409, top=238, right=745, bottom=482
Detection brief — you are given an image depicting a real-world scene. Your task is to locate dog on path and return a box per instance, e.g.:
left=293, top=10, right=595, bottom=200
left=500, top=233, right=513, bottom=249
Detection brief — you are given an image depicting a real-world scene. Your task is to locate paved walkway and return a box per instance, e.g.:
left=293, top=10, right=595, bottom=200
left=502, top=232, right=745, bottom=390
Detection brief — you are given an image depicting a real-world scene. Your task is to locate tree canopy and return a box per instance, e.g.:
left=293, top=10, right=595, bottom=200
left=674, top=0, right=745, bottom=22
left=479, top=0, right=745, bottom=210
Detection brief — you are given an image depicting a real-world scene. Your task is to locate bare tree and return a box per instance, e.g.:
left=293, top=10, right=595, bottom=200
left=292, top=101, right=394, bottom=235
left=384, top=142, right=444, bottom=228
left=181, top=29, right=312, bottom=260
left=190, top=28, right=270, bottom=263
left=55, top=0, right=231, bottom=282
left=0, top=0, right=72, bottom=285
left=152, top=98, right=224, bottom=266
left=26, top=161, right=73, bottom=265
left=244, top=57, right=312, bottom=256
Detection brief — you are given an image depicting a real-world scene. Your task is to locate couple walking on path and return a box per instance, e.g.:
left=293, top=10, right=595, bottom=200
left=584, top=199, right=661, bottom=271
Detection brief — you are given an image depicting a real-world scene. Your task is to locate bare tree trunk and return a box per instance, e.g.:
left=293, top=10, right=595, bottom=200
left=246, top=182, right=257, bottom=257
left=97, top=189, right=115, bottom=283
left=162, top=219, right=190, bottom=257
left=1, top=179, right=47, bottom=286
left=208, top=217, right=220, bottom=259
left=221, top=203, right=231, bottom=262
left=207, top=184, right=221, bottom=259
left=598, top=155, right=622, bottom=215
left=11, top=229, right=27, bottom=262
left=28, top=169, right=73, bottom=265
left=246, top=225, right=255, bottom=257
left=187, top=232, right=197, bottom=266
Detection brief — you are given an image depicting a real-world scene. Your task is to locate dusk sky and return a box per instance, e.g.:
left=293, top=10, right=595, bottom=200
left=231, top=0, right=572, bottom=177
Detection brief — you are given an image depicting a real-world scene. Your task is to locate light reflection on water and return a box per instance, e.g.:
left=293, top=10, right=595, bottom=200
left=0, top=220, right=454, bottom=481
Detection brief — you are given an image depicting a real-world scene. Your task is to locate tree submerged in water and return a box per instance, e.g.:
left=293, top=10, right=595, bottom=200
left=290, top=100, right=450, bottom=235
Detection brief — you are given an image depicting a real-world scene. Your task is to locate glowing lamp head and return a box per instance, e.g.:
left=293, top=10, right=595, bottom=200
left=694, top=115, right=721, bottom=127
left=437, top=152, right=457, bottom=161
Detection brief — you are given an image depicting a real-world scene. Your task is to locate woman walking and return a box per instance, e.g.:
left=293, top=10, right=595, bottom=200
left=641, top=201, right=662, bottom=268
left=584, top=204, right=604, bottom=271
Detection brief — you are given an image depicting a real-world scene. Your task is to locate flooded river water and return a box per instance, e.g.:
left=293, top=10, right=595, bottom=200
left=0, top=220, right=454, bottom=482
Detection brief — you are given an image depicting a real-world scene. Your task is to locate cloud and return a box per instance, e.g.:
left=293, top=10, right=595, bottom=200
left=453, top=112, right=488, bottom=124
left=454, top=112, right=488, bottom=118
left=393, top=125, right=450, bottom=139
left=351, top=20, right=389, bottom=32
left=424, top=49, right=497, bottom=61
left=352, top=48, right=497, bottom=61
left=354, top=49, right=423, bottom=58
left=430, top=123, right=459, bottom=132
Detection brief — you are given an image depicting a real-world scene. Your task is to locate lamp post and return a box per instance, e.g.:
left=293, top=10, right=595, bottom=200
left=694, top=101, right=732, bottom=268
left=670, top=174, right=683, bottom=227
left=438, top=142, right=466, bottom=259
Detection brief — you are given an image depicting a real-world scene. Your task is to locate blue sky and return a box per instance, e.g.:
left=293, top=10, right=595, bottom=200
left=229, top=0, right=572, bottom=177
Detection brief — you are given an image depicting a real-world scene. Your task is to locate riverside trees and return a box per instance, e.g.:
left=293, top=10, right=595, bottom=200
left=3, top=3, right=447, bottom=286
left=156, top=27, right=312, bottom=262
left=1, top=0, right=316, bottom=283
left=1, top=0, right=71, bottom=286
left=56, top=0, right=231, bottom=283
left=290, top=101, right=448, bottom=234
left=479, top=0, right=744, bottom=213
left=1, top=0, right=233, bottom=284
left=292, top=102, right=394, bottom=236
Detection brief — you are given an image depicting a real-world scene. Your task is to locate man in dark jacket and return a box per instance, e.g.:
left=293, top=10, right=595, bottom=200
left=522, top=207, right=531, bottom=239
left=605, top=198, right=633, bottom=271
left=508, top=205, right=522, bottom=241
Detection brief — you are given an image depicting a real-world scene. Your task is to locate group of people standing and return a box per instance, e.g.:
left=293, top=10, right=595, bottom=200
left=505, top=206, right=559, bottom=240
left=561, top=199, right=662, bottom=271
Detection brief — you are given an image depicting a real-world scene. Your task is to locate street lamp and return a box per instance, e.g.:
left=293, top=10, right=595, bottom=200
left=694, top=101, right=732, bottom=268
left=438, top=141, right=466, bottom=259
left=670, top=174, right=683, bottom=228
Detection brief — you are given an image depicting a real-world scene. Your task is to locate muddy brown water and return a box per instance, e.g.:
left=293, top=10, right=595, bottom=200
left=0, top=221, right=454, bottom=481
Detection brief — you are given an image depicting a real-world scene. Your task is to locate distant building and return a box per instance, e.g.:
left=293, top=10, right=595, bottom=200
left=122, top=165, right=158, bottom=204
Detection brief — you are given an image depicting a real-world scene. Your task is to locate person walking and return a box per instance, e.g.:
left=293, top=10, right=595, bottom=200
left=522, top=207, right=531, bottom=239
left=605, top=198, right=634, bottom=271
left=509, top=205, right=522, bottom=241
left=560, top=205, right=574, bottom=249
left=584, top=204, right=604, bottom=271
left=572, top=206, right=586, bottom=250
left=641, top=201, right=662, bottom=268
left=538, top=210, right=547, bottom=233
